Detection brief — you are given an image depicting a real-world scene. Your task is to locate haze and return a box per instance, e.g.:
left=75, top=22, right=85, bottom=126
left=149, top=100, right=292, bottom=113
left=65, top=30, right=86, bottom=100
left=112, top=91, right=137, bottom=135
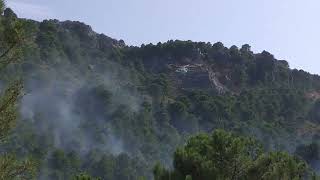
left=7, top=0, right=320, bottom=74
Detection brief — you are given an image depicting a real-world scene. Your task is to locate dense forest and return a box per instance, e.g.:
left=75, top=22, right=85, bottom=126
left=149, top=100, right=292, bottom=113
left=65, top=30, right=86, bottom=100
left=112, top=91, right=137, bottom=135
left=1, top=2, right=320, bottom=179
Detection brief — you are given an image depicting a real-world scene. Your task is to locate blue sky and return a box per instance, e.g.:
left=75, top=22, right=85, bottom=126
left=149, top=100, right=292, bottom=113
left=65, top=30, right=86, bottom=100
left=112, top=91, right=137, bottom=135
left=6, top=0, right=320, bottom=74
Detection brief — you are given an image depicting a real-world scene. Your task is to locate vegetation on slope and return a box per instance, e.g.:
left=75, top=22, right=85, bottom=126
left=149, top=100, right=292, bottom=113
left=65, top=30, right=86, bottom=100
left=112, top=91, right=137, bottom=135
left=154, top=130, right=313, bottom=180
left=1, top=3, right=320, bottom=179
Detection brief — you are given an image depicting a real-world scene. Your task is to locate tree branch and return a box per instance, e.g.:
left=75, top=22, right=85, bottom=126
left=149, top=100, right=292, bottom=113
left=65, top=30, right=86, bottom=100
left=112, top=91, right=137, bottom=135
left=0, top=43, right=16, bottom=60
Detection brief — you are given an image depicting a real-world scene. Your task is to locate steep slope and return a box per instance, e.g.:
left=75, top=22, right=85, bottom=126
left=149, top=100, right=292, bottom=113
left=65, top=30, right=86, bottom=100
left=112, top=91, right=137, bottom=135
left=1, top=11, right=320, bottom=179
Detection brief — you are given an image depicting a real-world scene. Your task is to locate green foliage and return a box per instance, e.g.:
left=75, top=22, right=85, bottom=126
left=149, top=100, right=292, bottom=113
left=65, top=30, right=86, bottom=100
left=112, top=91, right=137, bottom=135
left=73, top=173, right=101, bottom=180
left=154, top=130, right=309, bottom=180
left=0, top=154, right=36, bottom=180
left=0, top=0, right=4, bottom=14
left=0, top=5, right=36, bottom=180
left=0, top=11, right=24, bottom=68
left=173, top=130, right=262, bottom=180
left=247, top=152, right=307, bottom=180
left=1, top=7, right=320, bottom=179
left=0, top=81, right=22, bottom=142
left=82, top=152, right=148, bottom=180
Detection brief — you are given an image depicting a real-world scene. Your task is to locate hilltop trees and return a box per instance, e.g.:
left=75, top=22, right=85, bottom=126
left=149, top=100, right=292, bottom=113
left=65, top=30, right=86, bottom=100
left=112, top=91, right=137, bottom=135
left=1, top=1, right=320, bottom=179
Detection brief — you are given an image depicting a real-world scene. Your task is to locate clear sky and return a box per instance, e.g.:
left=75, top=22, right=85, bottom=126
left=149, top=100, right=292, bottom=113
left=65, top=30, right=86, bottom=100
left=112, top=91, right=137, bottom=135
left=6, top=0, right=320, bottom=74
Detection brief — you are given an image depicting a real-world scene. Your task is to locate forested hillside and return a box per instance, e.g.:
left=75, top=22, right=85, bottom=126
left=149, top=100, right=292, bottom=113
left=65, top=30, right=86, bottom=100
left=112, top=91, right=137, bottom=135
left=1, top=5, right=320, bottom=180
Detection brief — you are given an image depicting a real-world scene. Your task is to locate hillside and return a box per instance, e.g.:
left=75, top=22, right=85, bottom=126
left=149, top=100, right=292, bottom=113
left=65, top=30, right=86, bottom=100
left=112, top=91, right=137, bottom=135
left=2, top=8, right=320, bottom=179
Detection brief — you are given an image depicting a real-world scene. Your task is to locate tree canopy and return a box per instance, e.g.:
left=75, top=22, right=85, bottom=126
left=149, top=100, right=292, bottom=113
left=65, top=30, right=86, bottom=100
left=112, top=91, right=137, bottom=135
left=154, top=130, right=311, bottom=180
left=1, top=3, right=320, bottom=179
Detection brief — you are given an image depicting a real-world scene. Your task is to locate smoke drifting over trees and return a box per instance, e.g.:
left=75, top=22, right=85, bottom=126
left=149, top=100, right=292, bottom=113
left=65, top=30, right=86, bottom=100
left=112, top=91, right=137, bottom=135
left=1, top=5, right=320, bottom=179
